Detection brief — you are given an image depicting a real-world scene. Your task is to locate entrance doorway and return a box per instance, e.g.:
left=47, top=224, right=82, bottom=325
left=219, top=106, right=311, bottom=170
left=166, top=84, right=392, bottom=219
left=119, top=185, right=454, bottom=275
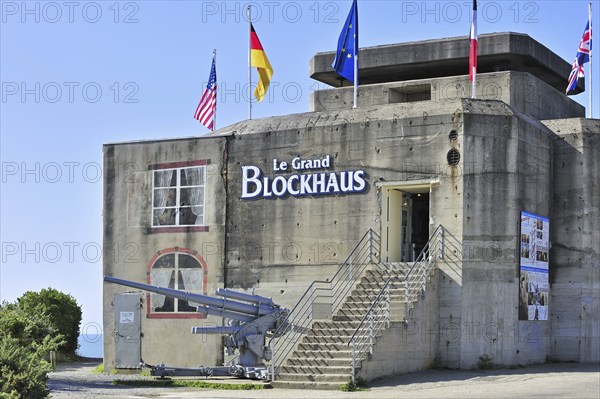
left=382, top=186, right=430, bottom=262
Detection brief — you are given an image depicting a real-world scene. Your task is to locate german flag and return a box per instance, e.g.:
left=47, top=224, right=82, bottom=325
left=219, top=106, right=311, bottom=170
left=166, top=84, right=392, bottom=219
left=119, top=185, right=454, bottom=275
left=250, top=23, right=273, bottom=102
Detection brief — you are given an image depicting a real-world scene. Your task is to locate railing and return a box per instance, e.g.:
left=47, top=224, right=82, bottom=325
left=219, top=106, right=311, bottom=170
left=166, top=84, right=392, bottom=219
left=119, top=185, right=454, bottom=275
left=268, top=229, right=381, bottom=381
left=404, top=225, right=444, bottom=317
left=348, top=280, right=391, bottom=383
left=348, top=225, right=445, bottom=383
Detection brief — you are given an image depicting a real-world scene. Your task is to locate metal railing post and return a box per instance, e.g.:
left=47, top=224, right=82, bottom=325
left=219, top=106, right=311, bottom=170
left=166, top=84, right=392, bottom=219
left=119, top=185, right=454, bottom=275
left=351, top=342, right=356, bottom=384
left=368, top=229, right=373, bottom=263
left=404, top=278, right=409, bottom=318
left=369, top=312, right=374, bottom=353
left=439, top=225, right=444, bottom=260
left=349, top=255, right=353, bottom=282
left=385, top=283, right=391, bottom=328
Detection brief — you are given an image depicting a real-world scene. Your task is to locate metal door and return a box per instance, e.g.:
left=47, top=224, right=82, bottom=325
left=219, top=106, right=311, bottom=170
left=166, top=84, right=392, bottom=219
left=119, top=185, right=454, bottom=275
left=114, top=292, right=141, bottom=368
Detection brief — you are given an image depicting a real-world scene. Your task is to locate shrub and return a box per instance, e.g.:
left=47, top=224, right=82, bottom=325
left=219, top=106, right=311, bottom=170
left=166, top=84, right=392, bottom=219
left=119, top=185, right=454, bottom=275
left=17, top=288, right=82, bottom=356
left=0, top=303, right=65, bottom=398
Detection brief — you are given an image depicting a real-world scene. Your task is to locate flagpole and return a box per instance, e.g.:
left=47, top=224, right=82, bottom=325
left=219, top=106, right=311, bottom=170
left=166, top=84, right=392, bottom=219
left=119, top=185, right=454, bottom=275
left=353, top=49, right=358, bottom=108
left=353, top=0, right=358, bottom=108
left=213, top=48, right=217, bottom=131
left=471, top=0, right=477, bottom=99
left=248, top=5, right=252, bottom=120
left=589, top=2, right=593, bottom=118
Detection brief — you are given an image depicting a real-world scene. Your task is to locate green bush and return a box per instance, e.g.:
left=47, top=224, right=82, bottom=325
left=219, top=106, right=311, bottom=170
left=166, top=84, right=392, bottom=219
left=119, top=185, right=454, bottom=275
left=17, top=288, right=82, bottom=356
left=339, top=377, right=369, bottom=391
left=0, top=302, right=65, bottom=398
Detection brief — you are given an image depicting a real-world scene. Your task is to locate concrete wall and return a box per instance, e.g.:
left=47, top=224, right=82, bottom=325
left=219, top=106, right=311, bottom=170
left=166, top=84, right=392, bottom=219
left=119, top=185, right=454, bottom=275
left=543, top=118, right=600, bottom=363
left=218, top=100, right=466, bottom=312
left=311, top=72, right=584, bottom=121
left=102, top=137, right=227, bottom=371
left=460, top=100, right=554, bottom=368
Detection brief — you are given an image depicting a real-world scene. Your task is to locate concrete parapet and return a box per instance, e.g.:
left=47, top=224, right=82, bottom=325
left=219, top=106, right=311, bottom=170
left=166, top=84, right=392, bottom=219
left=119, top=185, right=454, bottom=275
left=310, top=32, right=582, bottom=94
left=311, top=71, right=584, bottom=120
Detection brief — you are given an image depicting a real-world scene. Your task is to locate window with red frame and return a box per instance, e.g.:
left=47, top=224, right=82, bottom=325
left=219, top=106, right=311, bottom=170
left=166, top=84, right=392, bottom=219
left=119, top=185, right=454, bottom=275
left=149, top=252, right=204, bottom=313
left=152, top=166, right=205, bottom=228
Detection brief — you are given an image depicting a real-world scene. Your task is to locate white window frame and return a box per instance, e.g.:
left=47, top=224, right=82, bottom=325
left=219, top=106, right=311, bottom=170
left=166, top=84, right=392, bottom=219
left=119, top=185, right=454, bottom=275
left=151, top=165, right=206, bottom=228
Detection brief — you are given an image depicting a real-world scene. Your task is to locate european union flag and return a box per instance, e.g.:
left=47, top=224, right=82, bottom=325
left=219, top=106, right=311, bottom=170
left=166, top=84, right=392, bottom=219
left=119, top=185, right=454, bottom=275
left=332, top=0, right=358, bottom=83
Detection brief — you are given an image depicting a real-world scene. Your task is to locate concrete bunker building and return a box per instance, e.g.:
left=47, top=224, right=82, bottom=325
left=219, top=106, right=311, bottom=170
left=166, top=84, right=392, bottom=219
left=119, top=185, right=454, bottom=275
left=103, top=32, right=599, bottom=386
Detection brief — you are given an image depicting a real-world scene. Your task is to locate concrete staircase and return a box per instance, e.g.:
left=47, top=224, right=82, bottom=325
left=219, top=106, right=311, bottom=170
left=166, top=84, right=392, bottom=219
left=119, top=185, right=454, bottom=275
left=272, top=263, right=410, bottom=389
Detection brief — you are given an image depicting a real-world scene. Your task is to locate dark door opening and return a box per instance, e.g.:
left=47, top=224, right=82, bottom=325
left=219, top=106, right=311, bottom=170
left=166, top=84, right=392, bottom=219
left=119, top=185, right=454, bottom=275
left=410, top=193, right=430, bottom=260
left=383, top=187, right=431, bottom=263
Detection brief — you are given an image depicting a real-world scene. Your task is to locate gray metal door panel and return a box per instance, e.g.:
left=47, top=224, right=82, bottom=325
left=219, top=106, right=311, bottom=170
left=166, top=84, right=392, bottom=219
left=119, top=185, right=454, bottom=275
left=114, top=292, right=141, bottom=368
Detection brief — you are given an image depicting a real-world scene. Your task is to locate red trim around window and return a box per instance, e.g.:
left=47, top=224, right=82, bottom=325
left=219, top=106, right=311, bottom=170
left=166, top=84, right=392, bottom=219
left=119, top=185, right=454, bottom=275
left=148, top=160, right=210, bottom=170
left=148, top=160, right=211, bottom=233
left=145, top=247, right=209, bottom=319
left=148, top=226, right=209, bottom=234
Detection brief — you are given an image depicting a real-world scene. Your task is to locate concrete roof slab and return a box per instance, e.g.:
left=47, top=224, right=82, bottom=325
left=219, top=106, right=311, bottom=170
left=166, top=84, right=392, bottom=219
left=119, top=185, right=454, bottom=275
left=310, top=32, right=583, bottom=94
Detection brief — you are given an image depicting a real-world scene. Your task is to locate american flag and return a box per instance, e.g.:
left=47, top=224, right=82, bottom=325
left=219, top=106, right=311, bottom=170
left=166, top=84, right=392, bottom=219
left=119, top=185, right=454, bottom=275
left=566, top=20, right=591, bottom=94
left=194, top=55, right=217, bottom=130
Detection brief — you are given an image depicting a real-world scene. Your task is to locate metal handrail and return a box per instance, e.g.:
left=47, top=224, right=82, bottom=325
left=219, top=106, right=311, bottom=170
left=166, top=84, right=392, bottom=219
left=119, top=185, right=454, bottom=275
left=268, top=229, right=381, bottom=380
left=404, top=225, right=444, bottom=316
left=348, top=225, right=445, bottom=383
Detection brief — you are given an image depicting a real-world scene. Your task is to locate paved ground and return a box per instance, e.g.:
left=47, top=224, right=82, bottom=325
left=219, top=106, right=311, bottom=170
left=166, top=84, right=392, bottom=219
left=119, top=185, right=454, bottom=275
left=48, top=361, right=600, bottom=399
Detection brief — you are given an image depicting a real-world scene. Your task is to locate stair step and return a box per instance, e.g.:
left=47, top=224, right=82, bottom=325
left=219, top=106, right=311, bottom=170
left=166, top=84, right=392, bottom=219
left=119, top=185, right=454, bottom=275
left=341, top=300, right=403, bottom=309
left=286, top=357, right=352, bottom=367
left=276, top=372, right=352, bottom=383
left=355, top=282, right=404, bottom=291
left=292, top=350, right=355, bottom=359
left=313, top=320, right=362, bottom=329
left=350, top=289, right=405, bottom=297
left=356, top=276, right=405, bottom=283
left=281, top=365, right=353, bottom=375
left=309, top=327, right=360, bottom=336
left=297, top=342, right=351, bottom=351
left=302, top=335, right=351, bottom=344
left=334, top=308, right=368, bottom=318
left=332, top=315, right=363, bottom=322
left=271, top=381, right=346, bottom=390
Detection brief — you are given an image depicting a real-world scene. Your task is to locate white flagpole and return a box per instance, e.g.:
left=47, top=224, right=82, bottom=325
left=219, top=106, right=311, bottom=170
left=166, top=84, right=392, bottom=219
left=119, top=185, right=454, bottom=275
left=213, top=48, right=217, bottom=131
left=589, top=2, right=593, bottom=118
left=353, top=0, right=358, bottom=108
left=471, top=1, right=477, bottom=99
left=353, top=49, right=358, bottom=108
left=248, top=5, right=252, bottom=120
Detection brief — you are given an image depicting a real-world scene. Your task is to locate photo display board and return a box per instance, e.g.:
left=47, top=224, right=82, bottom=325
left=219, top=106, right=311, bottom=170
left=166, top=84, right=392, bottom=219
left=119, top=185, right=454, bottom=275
left=519, top=211, right=550, bottom=321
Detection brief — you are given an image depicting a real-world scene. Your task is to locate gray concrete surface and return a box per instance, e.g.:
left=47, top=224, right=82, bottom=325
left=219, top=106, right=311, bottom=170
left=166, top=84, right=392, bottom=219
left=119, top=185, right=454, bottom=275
left=48, top=361, right=600, bottom=399
left=310, top=32, right=582, bottom=93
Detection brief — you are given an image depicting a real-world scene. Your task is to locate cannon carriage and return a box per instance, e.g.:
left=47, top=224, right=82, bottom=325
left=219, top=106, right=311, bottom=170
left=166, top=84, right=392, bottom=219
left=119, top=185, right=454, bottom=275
left=104, top=276, right=289, bottom=380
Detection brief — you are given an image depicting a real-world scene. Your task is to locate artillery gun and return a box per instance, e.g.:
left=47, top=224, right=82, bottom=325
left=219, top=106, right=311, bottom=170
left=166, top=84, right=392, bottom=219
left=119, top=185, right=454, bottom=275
left=104, top=276, right=289, bottom=380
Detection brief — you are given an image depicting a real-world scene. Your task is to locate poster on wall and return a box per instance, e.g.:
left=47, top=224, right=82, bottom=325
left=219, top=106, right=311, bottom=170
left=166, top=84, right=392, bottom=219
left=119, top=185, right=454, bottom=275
left=519, top=211, right=550, bottom=321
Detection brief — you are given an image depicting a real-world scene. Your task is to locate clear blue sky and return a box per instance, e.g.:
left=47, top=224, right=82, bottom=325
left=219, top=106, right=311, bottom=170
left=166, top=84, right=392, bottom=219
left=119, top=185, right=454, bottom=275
left=1, top=0, right=598, bottom=334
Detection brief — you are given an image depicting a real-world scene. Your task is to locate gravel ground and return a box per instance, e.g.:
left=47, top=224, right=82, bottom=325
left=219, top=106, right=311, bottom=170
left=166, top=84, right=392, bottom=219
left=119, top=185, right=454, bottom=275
left=47, top=359, right=186, bottom=399
left=48, top=360, right=600, bottom=399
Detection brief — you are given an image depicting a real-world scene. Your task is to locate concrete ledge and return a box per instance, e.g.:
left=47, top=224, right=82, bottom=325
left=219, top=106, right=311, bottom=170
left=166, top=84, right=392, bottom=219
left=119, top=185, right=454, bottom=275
left=310, top=32, right=582, bottom=94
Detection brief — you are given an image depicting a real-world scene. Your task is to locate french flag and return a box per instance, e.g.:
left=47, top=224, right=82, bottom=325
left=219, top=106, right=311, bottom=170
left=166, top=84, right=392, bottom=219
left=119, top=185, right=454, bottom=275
left=469, top=0, right=478, bottom=97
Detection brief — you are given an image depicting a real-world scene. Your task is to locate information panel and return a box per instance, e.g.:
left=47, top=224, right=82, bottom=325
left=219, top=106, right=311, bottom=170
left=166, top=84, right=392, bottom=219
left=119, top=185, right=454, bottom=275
left=519, top=211, right=550, bottom=321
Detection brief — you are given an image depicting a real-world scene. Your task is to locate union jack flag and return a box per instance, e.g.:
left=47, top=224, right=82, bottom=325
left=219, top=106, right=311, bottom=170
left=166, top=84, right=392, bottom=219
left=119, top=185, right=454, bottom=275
left=194, top=55, right=217, bottom=130
left=566, top=20, right=592, bottom=94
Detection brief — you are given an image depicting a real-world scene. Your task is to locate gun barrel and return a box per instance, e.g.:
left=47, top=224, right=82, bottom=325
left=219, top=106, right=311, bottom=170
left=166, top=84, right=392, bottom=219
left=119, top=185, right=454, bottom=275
left=191, top=325, right=241, bottom=335
left=215, top=288, right=274, bottom=306
left=198, top=305, right=255, bottom=323
left=104, top=276, right=272, bottom=317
